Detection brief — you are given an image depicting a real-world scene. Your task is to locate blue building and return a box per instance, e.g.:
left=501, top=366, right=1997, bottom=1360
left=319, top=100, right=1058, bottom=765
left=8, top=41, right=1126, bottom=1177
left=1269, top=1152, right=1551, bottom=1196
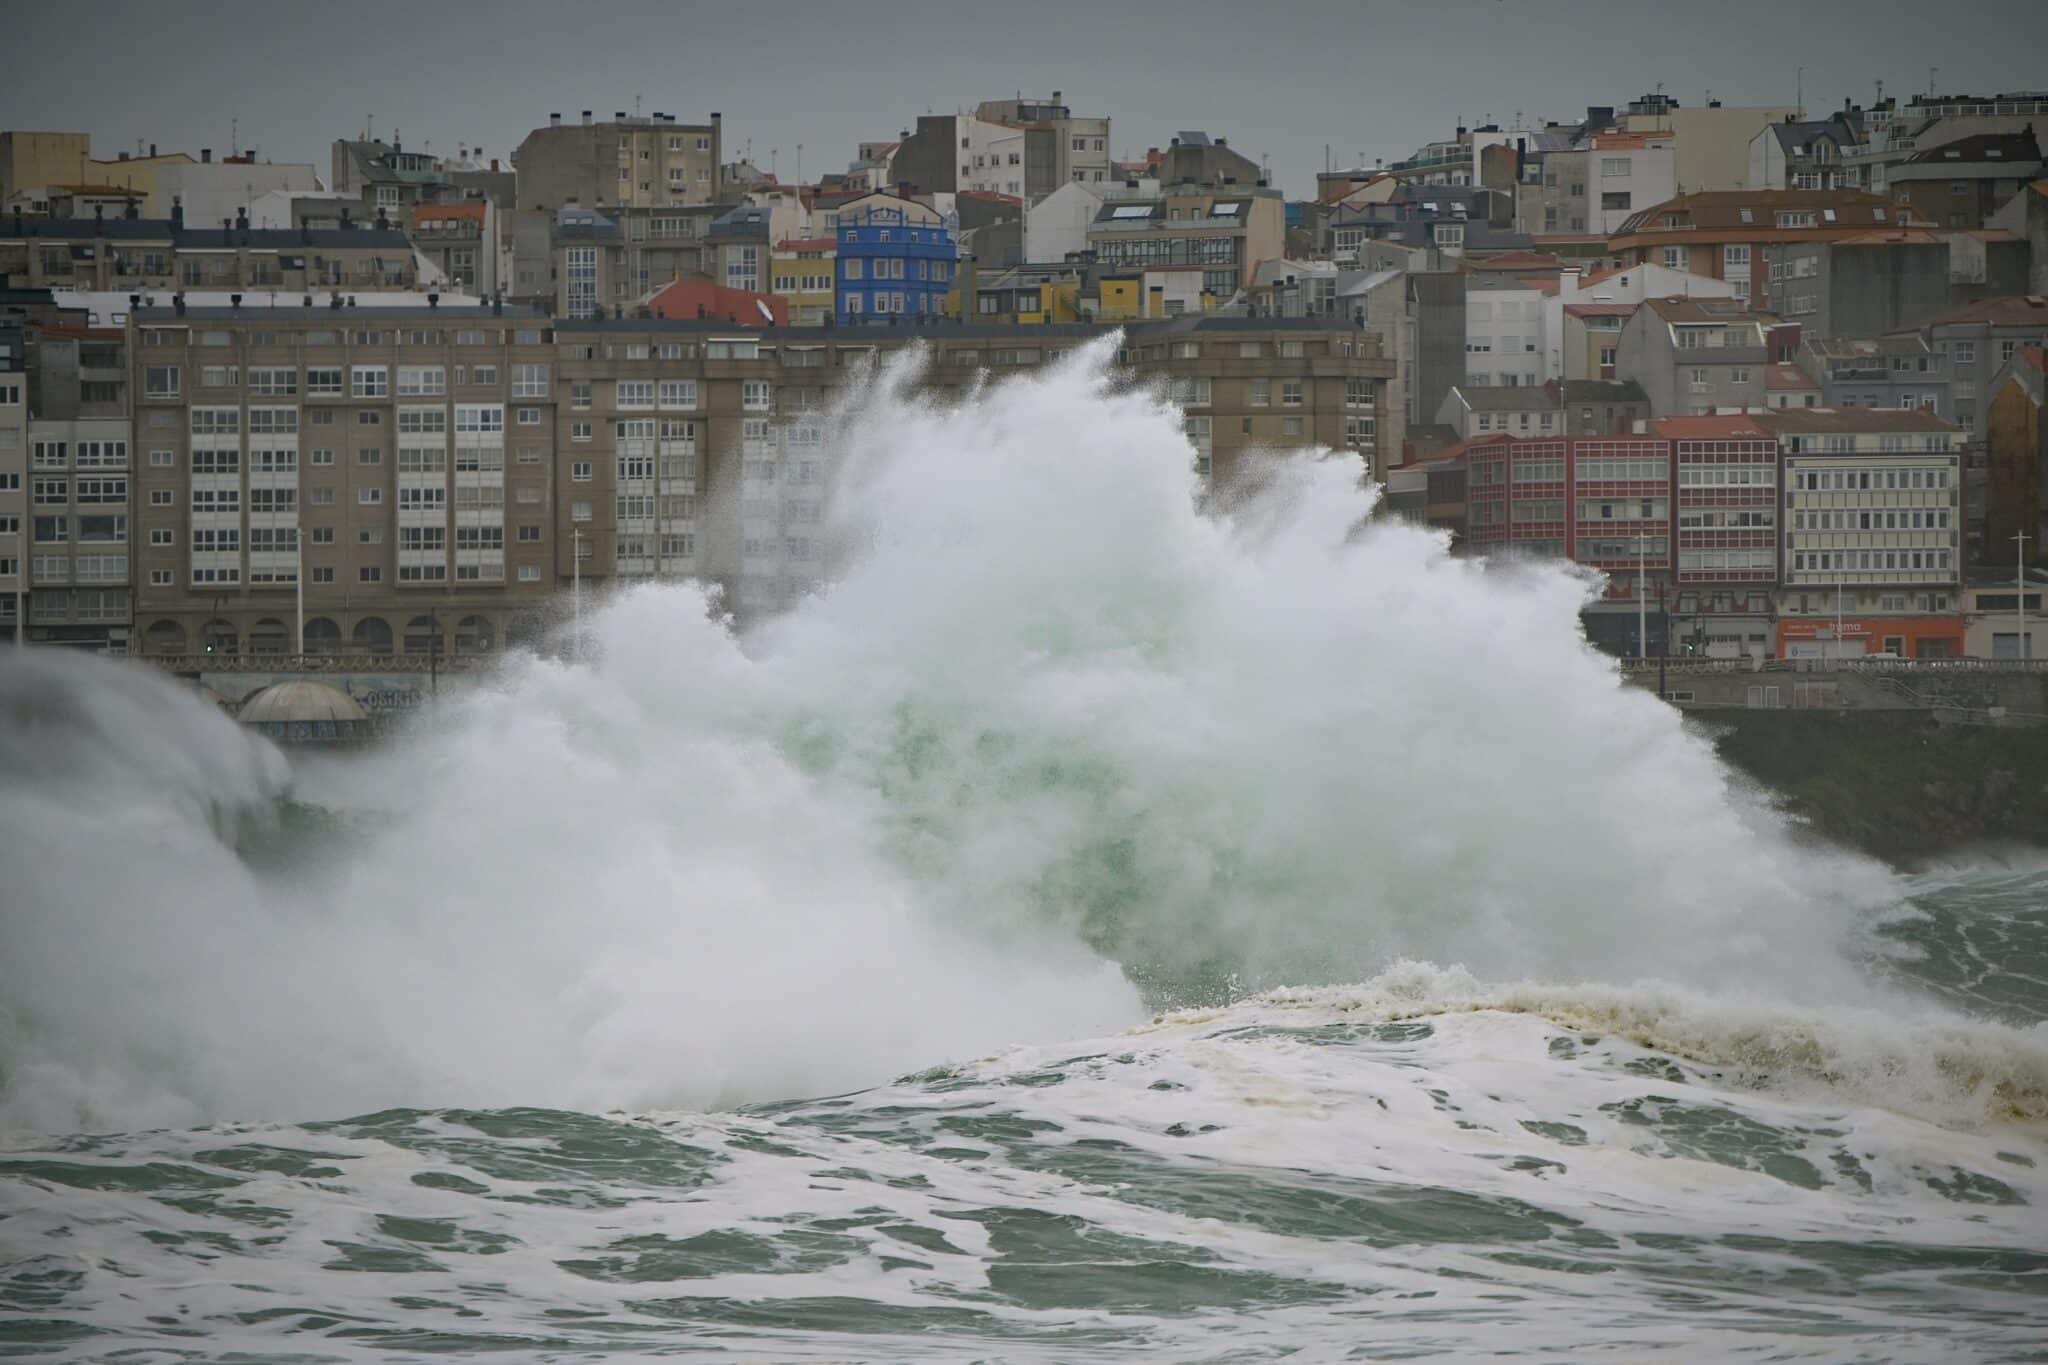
left=835, top=192, right=958, bottom=323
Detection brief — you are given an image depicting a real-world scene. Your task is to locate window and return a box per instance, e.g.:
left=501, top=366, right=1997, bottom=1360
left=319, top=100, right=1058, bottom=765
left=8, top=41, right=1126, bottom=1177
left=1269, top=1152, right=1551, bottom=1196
left=1663, top=246, right=1688, bottom=269
left=1282, top=380, right=1304, bottom=407
left=617, top=380, right=655, bottom=409
left=742, top=381, right=772, bottom=411
left=518, top=406, right=541, bottom=425
left=572, top=461, right=593, bottom=481
left=572, top=421, right=592, bottom=442
left=352, top=366, right=388, bottom=398
left=1434, top=223, right=1464, bottom=248
left=359, top=566, right=382, bottom=583
left=358, top=487, right=382, bottom=504
left=397, top=365, right=446, bottom=396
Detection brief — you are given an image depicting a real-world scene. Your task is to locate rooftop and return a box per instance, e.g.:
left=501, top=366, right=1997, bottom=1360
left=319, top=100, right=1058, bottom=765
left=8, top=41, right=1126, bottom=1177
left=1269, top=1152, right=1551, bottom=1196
left=1649, top=415, right=1775, bottom=439
left=1562, top=378, right=1649, bottom=403
left=1643, top=296, right=1776, bottom=324
left=1915, top=294, right=2048, bottom=329
left=1756, top=406, right=1958, bottom=434
left=133, top=302, right=543, bottom=322
left=1765, top=363, right=1822, bottom=389
left=1449, top=383, right=1561, bottom=412
left=1615, top=188, right=1894, bottom=237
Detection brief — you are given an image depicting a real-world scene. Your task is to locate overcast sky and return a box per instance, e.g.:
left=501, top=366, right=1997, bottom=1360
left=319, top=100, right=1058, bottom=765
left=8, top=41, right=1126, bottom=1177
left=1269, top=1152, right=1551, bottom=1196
left=4, top=0, right=2041, bottom=198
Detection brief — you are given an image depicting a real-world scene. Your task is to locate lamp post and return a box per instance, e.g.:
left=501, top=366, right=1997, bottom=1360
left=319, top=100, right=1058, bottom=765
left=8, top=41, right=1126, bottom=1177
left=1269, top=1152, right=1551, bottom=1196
left=2017, top=531, right=2031, bottom=661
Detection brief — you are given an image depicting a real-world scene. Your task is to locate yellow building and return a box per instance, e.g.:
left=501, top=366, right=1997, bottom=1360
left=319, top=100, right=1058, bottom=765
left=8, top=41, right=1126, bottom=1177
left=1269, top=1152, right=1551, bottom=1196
left=968, top=266, right=1085, bottom=324
left=0, top=132, right=91, bottom=204
left=770, top=236, right=837, bottom=326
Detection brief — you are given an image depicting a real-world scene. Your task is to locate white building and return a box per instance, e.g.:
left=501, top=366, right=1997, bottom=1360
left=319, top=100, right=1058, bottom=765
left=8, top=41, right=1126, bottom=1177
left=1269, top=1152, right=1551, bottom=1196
left=959, top=116, right=1029, bottom=199
left=1023, top=182, right=1101, bottom=264
left=1586, top=134, right=1677, bottom=234
left=152, top=160, right=322, bottom=229
left=1464, top=275, right=1553, bottom=388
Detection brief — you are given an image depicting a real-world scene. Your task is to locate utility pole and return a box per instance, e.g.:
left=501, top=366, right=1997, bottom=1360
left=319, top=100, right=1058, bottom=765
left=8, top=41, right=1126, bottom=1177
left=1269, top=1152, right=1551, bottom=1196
left=1843, top=577, right=1859, bottom=663
left=2017, top=531, right=2031, bottom=660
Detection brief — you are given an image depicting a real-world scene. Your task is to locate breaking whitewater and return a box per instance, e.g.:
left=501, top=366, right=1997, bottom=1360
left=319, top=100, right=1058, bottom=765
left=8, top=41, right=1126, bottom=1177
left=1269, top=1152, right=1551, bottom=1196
left=3, top=341, right=2045, bottom=1361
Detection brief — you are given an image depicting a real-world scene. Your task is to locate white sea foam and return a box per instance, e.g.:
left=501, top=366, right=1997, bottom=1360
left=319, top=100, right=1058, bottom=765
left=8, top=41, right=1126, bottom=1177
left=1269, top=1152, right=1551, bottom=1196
left=0, top=338, right=1955, bottom=1137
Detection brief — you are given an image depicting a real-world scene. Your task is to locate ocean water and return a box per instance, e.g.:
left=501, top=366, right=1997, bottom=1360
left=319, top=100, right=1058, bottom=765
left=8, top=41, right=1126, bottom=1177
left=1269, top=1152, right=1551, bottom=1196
left=3, top=342, right=2045, bottom=1361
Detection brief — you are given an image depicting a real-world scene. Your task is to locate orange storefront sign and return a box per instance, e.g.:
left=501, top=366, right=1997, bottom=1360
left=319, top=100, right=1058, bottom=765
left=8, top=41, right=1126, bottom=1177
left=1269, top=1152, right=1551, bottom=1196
left=1775, top=616, right=1965, bottom=658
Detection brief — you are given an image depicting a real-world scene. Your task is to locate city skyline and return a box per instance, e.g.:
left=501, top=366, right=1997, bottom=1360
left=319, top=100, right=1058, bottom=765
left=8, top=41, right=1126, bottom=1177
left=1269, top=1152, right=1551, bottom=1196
left=2, top=0, right=2040, bottom=199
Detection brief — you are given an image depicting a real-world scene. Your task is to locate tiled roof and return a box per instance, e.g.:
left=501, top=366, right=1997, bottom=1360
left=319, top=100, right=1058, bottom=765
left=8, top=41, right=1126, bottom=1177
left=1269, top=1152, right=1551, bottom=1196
left=775, top=237, right=836, bottom=252
left=1904, top=129, right=2042, bottom=165
left=1467, top=250, right=1562, bottom=271
left=1615, top=188, right=1893, bottom=237
left=1643, top=296, right=1776, bottom=324
left=1649, top=415, right=1774, bottom=439
left=1916, top=294, right=2048, bottom=329
left=1832, top=229, right=1944, bottom=246
left=1564, top=302, right=1638, bottom=318
left=1765, top=363, right=1821, bottom=389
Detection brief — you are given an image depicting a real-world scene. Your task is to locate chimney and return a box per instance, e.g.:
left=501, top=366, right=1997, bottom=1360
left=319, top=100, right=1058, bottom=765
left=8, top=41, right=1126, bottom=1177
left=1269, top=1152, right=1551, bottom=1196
left=427, top=292, right=439, bottom=309
left=235, top=206, right=248, bottom=231
left=551, top=113, right=562, bottom=127
left=173, top=292, right=186, bottom=316
left=201, top=148, right=212, bottom=163
left=94, top=203, right=105, bottom=220
left=118, top=151, right=129, bottom=162
left=1216, top=136, right=1228, bottom=146
left=149, top=143, right=157, bottom=157
left=491, top=292, right=503, bottom=315
left=490, top=158, right=499, bottom=172
left=124, top=197, right=138, bottom=219
left=171, top=195, right=183, bottom=228
left=229, top=293, right=242, bottom=309
left=581, top=110, right=593, bottom=125
left=615, top=112, right=627, bottom=122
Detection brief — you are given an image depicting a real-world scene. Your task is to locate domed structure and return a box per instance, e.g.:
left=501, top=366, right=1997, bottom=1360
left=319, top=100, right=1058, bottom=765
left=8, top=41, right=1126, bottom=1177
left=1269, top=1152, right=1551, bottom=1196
left=235, top=680, right=372, bottom=745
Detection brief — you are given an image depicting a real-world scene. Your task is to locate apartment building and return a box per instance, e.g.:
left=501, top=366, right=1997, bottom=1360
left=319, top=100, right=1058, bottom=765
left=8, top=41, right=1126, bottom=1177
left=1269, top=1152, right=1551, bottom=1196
left=1898, top=295, right=2048, bottom=552
left=1848, top=90, right=2048, bottom=197
left=770, top=238, right=837, bottom=325
left=1615, top=297, right=1775, bottom=416
left=1795, top=335, right=1950, bottom=414
left=1746, top=112, right=1865, bottom=191
left=411, top=202, right=494, bottom=294
left=1982, top=345, right=2046, bottom=563
left=835, top=193, right=956, bottom=322
left=975, top=96, right=1113, bottom=193
left=1609, top=189, right=1898, bottom=301
left=124, top=302, right=560, bottom=658
left=1584, top=134, right=1677, bottom=234
left=1761, top=230, right=2029, bottom=337
left=1464, top=432, right=1675, bottom=654
left=514, top=111, right=723, bottom=214
left=329, top=139, right=454, bottom=232
left=1087, top=186, right=1283, bottom=296
left=1651, top=414, right=1781, bottom=659
left=19, top=316, right=132, bottom=647
left=0, top=321, right=23, bottom=636
left=549, top=316, right=1395, bottom=613
left=1434, top=384, right=1563, bottom=439
left=1761, top=406, right=1964, bottom=658
left=0, top=210, right=416, bottom=292
left=1462, top=273, right=1554, bottom=387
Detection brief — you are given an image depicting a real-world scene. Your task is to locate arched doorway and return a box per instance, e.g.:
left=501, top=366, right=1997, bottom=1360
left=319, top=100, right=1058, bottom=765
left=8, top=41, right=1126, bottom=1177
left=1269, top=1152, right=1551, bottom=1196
left=403, top=615, right=439, bottom=656
left=144, top=619, right=187, bottom=656
left=249, top=618, right=288, bottom=655
left=351, top=616, right=392, bottom=653
left=454, top=615, right=494, bottom=654
left=201, top=619, right=238, bottom=656
left=304, top=617, right=342, bottom=654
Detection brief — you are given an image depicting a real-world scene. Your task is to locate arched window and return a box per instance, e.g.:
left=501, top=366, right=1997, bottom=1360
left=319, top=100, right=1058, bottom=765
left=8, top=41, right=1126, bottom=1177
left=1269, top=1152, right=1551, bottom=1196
left=303, top=617, right=342, bottom=654
left=202, top=619, right=239, bottom=656
left=249, top=619, right=288, bottom=655
left=144, top=619, right=187, bottom=656
left=351, top=616, right=392, bottom=653
left=454, top=615, right=495, bottom=654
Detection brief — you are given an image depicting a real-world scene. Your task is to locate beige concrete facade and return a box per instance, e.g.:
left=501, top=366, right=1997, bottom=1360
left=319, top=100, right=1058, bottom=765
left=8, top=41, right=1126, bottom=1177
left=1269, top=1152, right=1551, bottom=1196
left=104, top=310, right=1389, bottom=655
